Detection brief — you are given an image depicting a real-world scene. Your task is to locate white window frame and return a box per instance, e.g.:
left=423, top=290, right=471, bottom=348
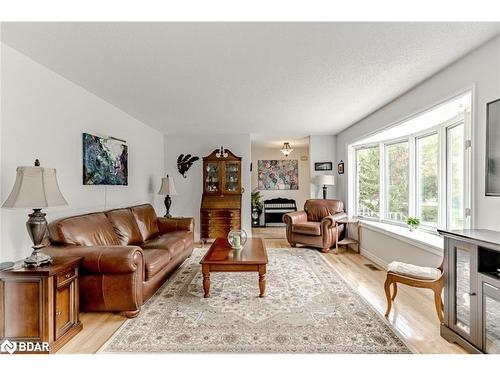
left=351, top=91, right=472, bottom=232
left=354, top=144, right=381, bottom=219
left=383, top=138, right=410, bottom=224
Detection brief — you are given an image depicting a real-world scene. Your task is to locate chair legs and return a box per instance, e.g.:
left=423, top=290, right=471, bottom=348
left=391, top=283, right=398, bottom=301
left=433, top=289, right=444, bottom=323
left=384, top=273, right=445, bottom=324
left=384, top=277, right=393, bottom=317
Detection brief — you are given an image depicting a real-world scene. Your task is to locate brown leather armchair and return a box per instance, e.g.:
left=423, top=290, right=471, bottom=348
left=283, top=199, right=347, bottom=253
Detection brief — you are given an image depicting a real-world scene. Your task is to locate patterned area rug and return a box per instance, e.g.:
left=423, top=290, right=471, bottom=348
left=100, top=248, right=411, bottom=353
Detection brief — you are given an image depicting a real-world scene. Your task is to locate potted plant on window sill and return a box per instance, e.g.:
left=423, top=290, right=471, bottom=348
left=406, top=217, right=420, bottom=232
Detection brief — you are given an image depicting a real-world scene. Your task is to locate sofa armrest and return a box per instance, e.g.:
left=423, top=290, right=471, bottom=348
left=283, top=211, right=308, bottom=225
left=157, top=217, right=194, bottom=233
left=44, top=245, right=143, bottom=274
left=321, top=212, right=348, bottom=228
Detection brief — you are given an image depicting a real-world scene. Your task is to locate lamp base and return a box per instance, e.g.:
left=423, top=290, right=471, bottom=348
left=24, top=247, right=52, bottom=267
left=24, top=209, right=52, bottom=267
left=164, top=195, right=172, bottom=218
left=322, top=185, right=328, bottom=199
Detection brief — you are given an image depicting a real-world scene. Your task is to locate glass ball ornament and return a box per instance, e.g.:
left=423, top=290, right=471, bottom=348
left=227, top=229, right=247, bottom=249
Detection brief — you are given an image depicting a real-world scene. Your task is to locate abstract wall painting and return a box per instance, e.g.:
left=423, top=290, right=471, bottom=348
left=258, top=160, right=299, bottom=190
left=83, top=132, right=128, bottom=185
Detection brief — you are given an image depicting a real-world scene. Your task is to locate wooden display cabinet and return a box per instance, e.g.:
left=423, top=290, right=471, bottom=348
left=201, top=148, right=242, bottom=242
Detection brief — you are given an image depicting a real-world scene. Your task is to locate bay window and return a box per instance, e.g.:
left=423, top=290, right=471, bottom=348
left=352, top=92, right=472, bottom=231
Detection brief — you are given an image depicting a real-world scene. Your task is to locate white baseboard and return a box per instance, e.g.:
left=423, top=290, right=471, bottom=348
left=359, top=247, right=388, bottom=270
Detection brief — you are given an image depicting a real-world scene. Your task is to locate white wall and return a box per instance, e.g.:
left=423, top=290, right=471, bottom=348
left=164, top=134, right=251, bottom=241
left=335, top=35, right=500, bottom=267
left=360, top=226, right=442, bottom=269
left=309, top=135, right=338, bottom=199
left=1, top=44, right=165, bottom=261
left=251, top=145, right=310, bottom=219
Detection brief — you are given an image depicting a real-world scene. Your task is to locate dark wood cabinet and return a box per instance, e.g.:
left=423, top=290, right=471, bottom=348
left=0, top=257, right=82, bottom=353
left=201, top=149, right=242, bottom=242
left=439, top=229, right=500, bottom=353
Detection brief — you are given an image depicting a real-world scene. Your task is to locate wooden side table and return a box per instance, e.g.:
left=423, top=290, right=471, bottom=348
left=0, top=256, right=83, bottom=353
left=335, top=218, right=360, bottom=253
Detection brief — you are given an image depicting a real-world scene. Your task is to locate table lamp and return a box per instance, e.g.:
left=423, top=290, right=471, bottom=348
left=2, top=160, right=68, bottom=266
left=158, top=174, right=177, bottom=217
left=314, top=174, right=336, bottom=199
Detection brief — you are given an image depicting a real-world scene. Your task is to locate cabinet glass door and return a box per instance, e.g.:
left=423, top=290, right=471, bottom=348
left=455, top=247, right=472, bottom=333
left=224, top=162, right=240, bottom=193
left=448, top=239, right=478, bottom=344
left=205, top=162, right=220, bottom=193
left=483, top=282, right=500, bottom=354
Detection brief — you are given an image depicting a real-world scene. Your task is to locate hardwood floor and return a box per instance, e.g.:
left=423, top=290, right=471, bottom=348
left=58, top=227, right=466, bottom=354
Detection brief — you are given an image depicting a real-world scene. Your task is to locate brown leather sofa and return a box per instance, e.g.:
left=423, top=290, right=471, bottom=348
left=283, top=199, right=347, bottom=253
left=44, top=204, right=194, bottom=318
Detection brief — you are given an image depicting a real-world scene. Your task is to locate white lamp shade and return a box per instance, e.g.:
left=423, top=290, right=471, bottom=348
left=158, top=175, right=177, bottom=195
left=313, top=174, right=336, bottom=186
left=2, top=166, right=68, bottom=208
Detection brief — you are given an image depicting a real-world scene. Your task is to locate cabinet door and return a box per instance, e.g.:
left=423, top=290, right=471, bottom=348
left=447, top=239, right=479, bottom=346
left=204, top=162, right=221, bottom=194
left=0, top=277, right=43, bottom=340
left=482, top=281, right=500, bottom=353
left=223, top=162, right=241, bottom=194
left=54, top=279, right=76, bottom=340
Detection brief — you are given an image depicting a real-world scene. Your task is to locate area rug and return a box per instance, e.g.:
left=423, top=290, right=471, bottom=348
left=99, top=248, right=411, bottom=353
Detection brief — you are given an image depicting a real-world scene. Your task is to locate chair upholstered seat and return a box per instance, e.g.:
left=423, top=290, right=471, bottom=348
left=387, top=261, right=441, bottom=280
left=292, top=222, right=321, bottom=236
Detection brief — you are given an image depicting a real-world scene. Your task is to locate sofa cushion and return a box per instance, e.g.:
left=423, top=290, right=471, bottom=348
left=105, top=208, right=143, bottom=245
left=130, top=204, right=160, bottom=241
left=292, top=222, right=322, bottom=236
left=49, top=212, right=120, bottom=246
left=143, top=249, right=172, bottom=280
left=304, top=199, right=344, bottom=222
left=142, top=231, right=191, bottom=258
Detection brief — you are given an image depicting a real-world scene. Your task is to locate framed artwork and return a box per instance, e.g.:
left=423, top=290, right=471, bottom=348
left=83, top=132, right=128, bottom=185
left=338, top=160, right=345, bottom=174
left=258, top=160, right=298, bottom=190
left=486, top=98, right=500, bottom=196
left=314, top=161, right=333, bottom=171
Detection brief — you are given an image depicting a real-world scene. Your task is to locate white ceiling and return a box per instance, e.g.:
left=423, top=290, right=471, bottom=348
left=251, top=134, right=309, bottom=149
left=2, top=22, right=499, bottom=138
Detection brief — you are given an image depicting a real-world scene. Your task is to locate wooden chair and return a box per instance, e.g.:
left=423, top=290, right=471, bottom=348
left=384, top=259, right=444, bottom=323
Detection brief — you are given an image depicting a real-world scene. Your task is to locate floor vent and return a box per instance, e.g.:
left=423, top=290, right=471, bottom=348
left=364, top=263, right=381, bottom=271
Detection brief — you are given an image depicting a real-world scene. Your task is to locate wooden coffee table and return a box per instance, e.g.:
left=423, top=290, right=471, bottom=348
left=200, top=237, right=268, bottom=298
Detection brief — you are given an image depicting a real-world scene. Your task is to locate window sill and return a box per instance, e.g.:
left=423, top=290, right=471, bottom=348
left=359, top=220, right=443, bottom=256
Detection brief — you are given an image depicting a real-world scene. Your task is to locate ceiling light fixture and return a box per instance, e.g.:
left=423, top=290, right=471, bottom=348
left=281, top=142, right=293, bottom=157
